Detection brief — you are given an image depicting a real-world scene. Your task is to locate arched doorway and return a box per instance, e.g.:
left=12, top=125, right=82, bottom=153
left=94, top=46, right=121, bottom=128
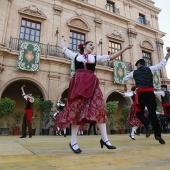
left=1, top=79, right=44, bottom=135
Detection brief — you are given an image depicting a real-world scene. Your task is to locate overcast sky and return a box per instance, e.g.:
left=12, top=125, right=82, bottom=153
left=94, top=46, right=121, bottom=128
left=154, top=0, right=170, bottom=78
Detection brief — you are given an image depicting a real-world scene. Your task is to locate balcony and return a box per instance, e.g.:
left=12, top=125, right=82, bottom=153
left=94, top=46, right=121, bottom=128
left=9, top=37, right=132, bottom=71
left=105, top=4, right=119, bottom=14
left=138, top=18, right=150, bottom=26
left=9, top=37, right=65, bottom=58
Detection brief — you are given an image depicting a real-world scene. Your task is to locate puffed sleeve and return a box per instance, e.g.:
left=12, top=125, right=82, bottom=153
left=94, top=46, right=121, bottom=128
left=62, top=47, right=78, bottom=60
left=96, top=55, right=111, bottom=63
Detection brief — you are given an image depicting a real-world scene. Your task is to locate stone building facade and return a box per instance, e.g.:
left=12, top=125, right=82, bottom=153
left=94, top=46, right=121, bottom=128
left=0, top=0, right=169, bottom=133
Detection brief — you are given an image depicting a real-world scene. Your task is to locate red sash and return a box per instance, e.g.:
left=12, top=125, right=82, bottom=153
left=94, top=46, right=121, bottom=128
left=25, top=109, right=33, bottom=122
left=134, top=87, right=154, bottom=112
left=162, top=103, right=170, bottom=117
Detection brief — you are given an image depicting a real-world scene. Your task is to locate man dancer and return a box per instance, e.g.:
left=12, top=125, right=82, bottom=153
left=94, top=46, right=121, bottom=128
left=161, top=85, right=170, bottom=123
left=20, top=85, right=34, bottom=138
left=155, top=85, right=170, bottom=124
left=122, top=50, right=170, bottom=144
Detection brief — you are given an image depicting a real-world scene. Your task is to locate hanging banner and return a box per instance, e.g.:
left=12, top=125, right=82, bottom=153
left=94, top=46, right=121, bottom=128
left=70, top=60, right=75, bottom=78
left=153, top=70, right=161, bottom=89
left=17, top=40, right=41, bottom=71
left=114, top=60, right=127, bottom=84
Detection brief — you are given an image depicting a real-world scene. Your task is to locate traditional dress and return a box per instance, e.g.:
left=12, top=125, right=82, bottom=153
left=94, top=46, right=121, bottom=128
left=55, top=47, right=110, bottom=130
left=125, top=92, right=144, bottom=127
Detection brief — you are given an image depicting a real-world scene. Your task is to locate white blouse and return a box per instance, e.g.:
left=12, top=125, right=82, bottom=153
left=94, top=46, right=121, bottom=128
left=62, top=47, right=110, bottom=63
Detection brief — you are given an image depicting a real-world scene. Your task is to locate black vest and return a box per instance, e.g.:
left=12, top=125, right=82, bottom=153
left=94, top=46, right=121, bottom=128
left=161, top=91, right=170, bottom=104
left=25, top=100, right=32, bottom=109
left=74, top=55, right=96, bottom=72
left=133, top=66, right=153, bottom=88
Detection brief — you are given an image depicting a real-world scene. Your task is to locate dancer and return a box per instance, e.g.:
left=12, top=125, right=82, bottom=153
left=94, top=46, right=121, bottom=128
left=154, top=85, right=170, bottom=124
left=88, top=122, right=98, bottom=135
left=55, top=36, right=133, bottom=153
left=54, top=98, right=67, bottom=137
left=20, top=85, right=34, bottom=138
left=122, top=50, right=170, bottom=144
left=117, top=86, right=144, bottom=140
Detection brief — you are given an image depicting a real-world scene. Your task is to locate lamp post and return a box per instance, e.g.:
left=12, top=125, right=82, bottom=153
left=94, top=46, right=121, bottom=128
left=98, top=39, right=103, bottom=55
left=56, top=27, right=59, bottom=46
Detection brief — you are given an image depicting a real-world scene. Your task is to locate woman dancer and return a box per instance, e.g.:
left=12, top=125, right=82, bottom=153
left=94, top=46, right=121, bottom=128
left=55, top=36, right=133, bottom=153
left=117, top=86, right=144, bottom=140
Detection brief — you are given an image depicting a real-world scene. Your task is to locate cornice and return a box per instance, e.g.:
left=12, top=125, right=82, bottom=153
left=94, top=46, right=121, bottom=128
left=67, top=0, right=163, bottom=35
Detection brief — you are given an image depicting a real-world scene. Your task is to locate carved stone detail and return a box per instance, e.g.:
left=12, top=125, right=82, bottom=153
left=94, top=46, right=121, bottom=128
left=107, top=29, right=125, bottom=42
left=67, top=17, right=90, bottom=31
left=156, top=39, right=164, bottom=48
left=18, top=5, right=47, bottom=20
left=127, top=28, right=137, bottom=38
left=53, top=5, right=63, bottom=16
left=140, top=40, right=154, bottom=50
left=75, top=6, right=82, bottom=16
left=94, top=18, right=102, bottom=28
left=0, top=63, right=4, bottom=73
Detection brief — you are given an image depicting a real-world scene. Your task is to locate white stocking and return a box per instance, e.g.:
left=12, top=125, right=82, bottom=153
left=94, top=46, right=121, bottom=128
left=97, top=123, right=111, bottom=146
left=63, top=128, right=66, bottom=135
left=131, top=127, right=136, bottom=137
left=70, top=124, right=79, bottom=150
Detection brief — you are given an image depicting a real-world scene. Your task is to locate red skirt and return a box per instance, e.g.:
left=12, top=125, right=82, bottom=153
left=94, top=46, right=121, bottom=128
left=126, top=104, right=143, bottom=127
left=55, top=69, right=106, bottom=130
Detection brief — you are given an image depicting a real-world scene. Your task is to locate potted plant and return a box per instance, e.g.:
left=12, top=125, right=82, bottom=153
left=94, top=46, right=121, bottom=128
left=0, top=97, right=16, bottom=135
left=11, top=111, right=23, bottom=135
left=122, top=107, right=130, bottom=133
left=40, top=99, right=53, bottom=135
left=32, top=114, right=39, bottom=135
left=32, top=96, right=41, bottom=135
left=106, top=101, right=119, bottom=134
left=117, top=107, right=130, bottom=134
left=117, top=117, right=126, bottom=134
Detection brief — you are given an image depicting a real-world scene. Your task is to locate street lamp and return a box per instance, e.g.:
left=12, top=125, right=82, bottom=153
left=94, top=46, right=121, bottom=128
left=56, top=27, right=59, bottom=46
left=98, top=39, right=103, bottom=55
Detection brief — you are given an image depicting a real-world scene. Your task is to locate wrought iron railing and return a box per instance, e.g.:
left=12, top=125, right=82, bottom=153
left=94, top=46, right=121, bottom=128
left=105, top=4, right=119, bottom=14
left=138, top=18, right=150, bottom=26
left=9, top=37, right=66, bottom=58
left=9, top=37, right=132, bottom=71
left=98, top=60, right=132, bottom=72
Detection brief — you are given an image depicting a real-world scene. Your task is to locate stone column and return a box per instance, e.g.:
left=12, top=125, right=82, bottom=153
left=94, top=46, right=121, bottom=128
left=127, top=22, right=138, bottom=71
left=0, top=0, right=12, bottom=46
left=48, top=73, right=61, bottom=104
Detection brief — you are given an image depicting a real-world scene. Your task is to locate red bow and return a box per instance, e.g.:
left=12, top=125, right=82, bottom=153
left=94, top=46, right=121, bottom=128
left=83, top=54, right=88, bottom=59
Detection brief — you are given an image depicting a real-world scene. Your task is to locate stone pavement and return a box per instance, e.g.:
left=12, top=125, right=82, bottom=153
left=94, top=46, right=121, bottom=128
left=0, top=134, right=170, bottom=170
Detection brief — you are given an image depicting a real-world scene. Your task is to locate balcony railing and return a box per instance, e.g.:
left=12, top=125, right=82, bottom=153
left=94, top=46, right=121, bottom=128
left=138, top=18, right=150, bottom=26
left=105, top=4, right=119, bottom=14
left=9, top=37, right=65, bottom=58
left=9, top=37, right=132, bottom=71
left=98, top=60, right=132, bottom=72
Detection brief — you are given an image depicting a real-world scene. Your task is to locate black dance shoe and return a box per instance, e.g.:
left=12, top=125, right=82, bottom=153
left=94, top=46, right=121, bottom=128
left=155, top=136, right=165, bottom=144
left=134, top=132, right=140, bottom=136
left=129, top=135, right=135, bottom=140
left=64, top=134, right=66, bottom=137
left=69, top=143, right=82, bottom=154
left=29, top=134, right=32, bottom=138
left=100, top=139, right=116, bottom=149
left=146, top=128, right=151, bottom=138
left=20, top=135, right=26, bottom=138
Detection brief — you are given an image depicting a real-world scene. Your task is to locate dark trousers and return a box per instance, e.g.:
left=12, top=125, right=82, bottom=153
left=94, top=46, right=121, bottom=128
left=88, top=123, right=97, bottom=135
left=21, top=113, right=32, bottom=136
left=136, top=92, right=161, bottom=137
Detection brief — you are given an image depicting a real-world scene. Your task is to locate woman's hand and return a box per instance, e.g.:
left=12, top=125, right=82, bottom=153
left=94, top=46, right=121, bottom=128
left=125, top=44, right=133, bottom=50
